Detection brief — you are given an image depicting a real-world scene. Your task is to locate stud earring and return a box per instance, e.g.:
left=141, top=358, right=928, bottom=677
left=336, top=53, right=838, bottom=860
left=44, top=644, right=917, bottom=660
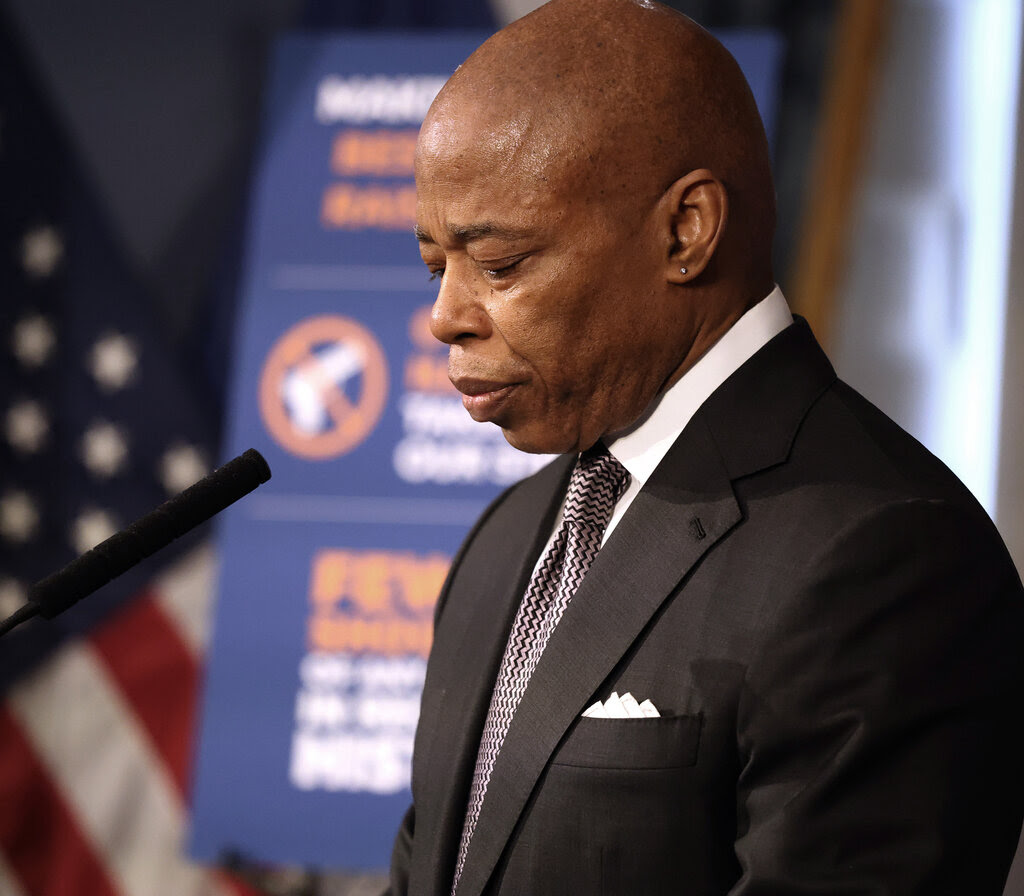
left=680, top=266, right=688, bottom=275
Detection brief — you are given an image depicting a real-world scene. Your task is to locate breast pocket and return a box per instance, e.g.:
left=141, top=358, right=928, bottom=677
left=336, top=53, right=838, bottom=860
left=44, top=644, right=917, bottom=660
left=551, top=713, right=702, bottom=769
left=499, top=713, right=711, bottom=896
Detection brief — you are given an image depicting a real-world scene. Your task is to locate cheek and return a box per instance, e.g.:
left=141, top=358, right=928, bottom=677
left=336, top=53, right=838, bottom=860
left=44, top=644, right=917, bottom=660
left=484, top=260, right=620, bottom=392
left=485, top=285, right=577, bottom=366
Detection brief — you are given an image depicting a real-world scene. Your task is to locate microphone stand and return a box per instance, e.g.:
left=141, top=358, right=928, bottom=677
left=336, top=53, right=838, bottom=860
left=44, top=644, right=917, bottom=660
left=0, top=448, right=271, bottom=639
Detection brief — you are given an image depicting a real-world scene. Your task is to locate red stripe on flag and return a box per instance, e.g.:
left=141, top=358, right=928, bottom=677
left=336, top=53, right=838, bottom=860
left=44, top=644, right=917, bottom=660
left=89, top=589, right=199, bottom=797
left=0, top=705, right=120, bottom=896
left=217, top=871, right=273, bottom=896
left=89, top=589, right=267, bottom=896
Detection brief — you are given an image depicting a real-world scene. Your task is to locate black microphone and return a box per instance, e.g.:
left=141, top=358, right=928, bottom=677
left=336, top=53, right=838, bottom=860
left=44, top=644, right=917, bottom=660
left=0, top=448, right=271, bottom=637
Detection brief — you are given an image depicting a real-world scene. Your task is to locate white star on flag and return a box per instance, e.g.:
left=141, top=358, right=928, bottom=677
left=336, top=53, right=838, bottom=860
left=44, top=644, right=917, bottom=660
left=5, top=399, right=49, bottom=454
left=159, top=443, right=209, bottom=495
left=81, top=420, right=130, bottom=478
left=11, top=314, right=57, bottom=368
left=0, top=578, right=28, bottom=617
left=0, top=490, right=41, bottom=543
left=70, top=507, right=120, bottom=555
left=21, top=225, right=64, bottom=278
left=89, top=332, right=140, bottom=391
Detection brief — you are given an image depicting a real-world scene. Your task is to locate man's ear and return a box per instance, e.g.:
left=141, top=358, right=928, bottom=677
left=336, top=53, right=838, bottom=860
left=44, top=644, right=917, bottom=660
left=661, top=168, right=727, bottom=283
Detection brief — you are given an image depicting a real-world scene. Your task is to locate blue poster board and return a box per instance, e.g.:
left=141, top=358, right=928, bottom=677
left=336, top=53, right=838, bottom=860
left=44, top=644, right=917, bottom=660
left=190, top=30, right=782, bottom=870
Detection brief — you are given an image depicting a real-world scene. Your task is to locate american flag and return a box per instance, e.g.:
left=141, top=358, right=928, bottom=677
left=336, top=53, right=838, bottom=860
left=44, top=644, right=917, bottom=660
left=0, top=14, right=265, bottom=896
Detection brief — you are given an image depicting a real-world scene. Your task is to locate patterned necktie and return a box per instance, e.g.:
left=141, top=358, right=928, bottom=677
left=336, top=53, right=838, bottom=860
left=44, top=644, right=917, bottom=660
left=451, top=445, right=630, bottom=893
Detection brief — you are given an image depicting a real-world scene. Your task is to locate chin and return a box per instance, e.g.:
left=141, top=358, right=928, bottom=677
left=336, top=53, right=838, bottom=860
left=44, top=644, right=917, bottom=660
left=500, top=429, right=548, bottom=455
left=500, top=424, right=580, bottom=456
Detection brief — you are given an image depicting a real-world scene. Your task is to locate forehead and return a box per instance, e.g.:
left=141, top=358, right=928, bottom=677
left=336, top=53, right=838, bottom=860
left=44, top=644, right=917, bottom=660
left=417, top=98, right=568, bottom=186
left=413, top=177, right=560, bottom=252
left=414, top=104, right=580, bottom=243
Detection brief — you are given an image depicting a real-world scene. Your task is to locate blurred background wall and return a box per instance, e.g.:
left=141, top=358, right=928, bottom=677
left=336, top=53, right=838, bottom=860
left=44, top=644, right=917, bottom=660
left=1, top=0, right=1022, bottom=894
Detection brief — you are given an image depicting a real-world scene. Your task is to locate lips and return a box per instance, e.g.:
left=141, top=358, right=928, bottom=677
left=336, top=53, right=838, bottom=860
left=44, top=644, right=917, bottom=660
left=451, top=376, right=520, bottom=422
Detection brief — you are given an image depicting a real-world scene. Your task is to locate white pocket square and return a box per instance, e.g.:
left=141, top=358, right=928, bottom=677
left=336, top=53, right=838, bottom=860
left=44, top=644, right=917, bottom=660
left=583, top=691, right=660, bottom=718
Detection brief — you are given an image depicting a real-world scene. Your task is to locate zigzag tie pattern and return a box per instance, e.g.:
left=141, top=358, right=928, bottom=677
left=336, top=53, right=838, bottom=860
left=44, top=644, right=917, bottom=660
left=451, top=445, right=630, bottom=894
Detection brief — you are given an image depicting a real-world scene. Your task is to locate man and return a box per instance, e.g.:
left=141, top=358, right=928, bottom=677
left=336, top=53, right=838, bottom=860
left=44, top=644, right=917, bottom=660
left=388, top=1, right=1024, bottom=893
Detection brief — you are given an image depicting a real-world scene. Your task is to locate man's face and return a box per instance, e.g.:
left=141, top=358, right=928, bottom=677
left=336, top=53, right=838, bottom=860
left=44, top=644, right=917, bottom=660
left=414, top=111, right=682, bottom=455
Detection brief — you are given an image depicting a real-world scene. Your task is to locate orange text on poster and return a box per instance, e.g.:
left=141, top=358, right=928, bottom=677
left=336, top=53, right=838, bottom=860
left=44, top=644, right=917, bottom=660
left=330, top=129, right=418, bottom=177
left=321, top=184, right=416, bottom=230
left=308, top=548, right=450, bottom=658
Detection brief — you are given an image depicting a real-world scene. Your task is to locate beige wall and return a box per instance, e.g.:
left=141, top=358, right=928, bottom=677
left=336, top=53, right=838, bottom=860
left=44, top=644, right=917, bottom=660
left=997, top=81, right=1024, bottom=579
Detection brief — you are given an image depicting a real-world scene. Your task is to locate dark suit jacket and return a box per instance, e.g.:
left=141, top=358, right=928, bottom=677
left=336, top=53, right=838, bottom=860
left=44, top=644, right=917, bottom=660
left=387, top=320, right=1024, bottom=896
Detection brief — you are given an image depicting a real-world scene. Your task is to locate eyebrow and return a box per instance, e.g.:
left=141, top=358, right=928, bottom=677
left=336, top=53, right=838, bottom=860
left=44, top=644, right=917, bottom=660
left=414, top=222, right=529, bottom=244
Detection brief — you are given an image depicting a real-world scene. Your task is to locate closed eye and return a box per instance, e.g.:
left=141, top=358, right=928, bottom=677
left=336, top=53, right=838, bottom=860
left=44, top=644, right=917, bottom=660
left=483, top=257, right=525, bottom=279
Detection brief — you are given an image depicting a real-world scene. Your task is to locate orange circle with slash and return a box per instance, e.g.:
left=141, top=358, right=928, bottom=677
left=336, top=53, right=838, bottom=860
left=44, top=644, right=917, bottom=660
left=259, top=315, right=388, bottom=459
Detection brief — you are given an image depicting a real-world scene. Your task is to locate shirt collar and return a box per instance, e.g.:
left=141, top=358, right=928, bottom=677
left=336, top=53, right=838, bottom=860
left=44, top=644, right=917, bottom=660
left=606, top=285, right=793, bottom=488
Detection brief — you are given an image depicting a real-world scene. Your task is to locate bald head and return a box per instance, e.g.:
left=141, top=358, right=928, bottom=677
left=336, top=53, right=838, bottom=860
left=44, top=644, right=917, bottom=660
left=420, top=0, right=776, bottom=291
left=414, top=0, right=778, bottom=453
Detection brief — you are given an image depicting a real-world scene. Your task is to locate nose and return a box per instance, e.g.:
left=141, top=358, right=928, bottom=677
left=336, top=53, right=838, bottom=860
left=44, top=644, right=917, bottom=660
left=429, top=265, right=492, bottom=345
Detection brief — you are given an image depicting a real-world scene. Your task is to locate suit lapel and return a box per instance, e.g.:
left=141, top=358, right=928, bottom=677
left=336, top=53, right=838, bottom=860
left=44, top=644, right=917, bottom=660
left=453, top=414, right=741, bottom=896
left=410, top=455, right=575, bottom=896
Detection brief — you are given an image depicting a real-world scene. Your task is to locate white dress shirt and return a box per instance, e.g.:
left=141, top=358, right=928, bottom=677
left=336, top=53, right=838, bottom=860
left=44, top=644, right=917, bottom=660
left=538, top=286, right=794, bottom=552
left=602, top=285, right=793, bottom=542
